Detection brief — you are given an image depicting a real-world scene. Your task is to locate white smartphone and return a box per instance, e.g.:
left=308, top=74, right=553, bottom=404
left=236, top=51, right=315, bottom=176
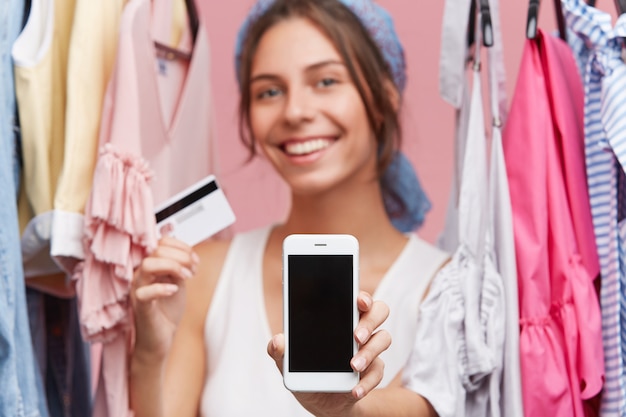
left=282, top=234, right=360, bottom=392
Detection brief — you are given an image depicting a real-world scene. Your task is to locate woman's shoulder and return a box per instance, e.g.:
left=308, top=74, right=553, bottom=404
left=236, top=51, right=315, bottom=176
left=194, top=234, right=233, bottom=264
left=192, top=225, right=273, bottom=281
left=186, top=226, right=272, bottom=313
left=182, top=236, right=234, bottom=316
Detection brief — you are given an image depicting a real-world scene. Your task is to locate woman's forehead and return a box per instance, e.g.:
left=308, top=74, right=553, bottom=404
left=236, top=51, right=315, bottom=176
left=235, top=0, right=406, bottom=92
left=251, top=18, right=344, bottom=75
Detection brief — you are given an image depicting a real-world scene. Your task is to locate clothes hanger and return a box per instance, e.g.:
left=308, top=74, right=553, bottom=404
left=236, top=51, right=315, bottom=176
left=588, top=0, right=626, bottom=14
left=480, top=0, right=494, bottom=46
left=526, top=0, right=568, bottom=42
left=468, top=0, right=494, bottom=48
left=153, top=0, right=199, bottom=61
left=22, top=0, right=32, bottom=29
left=616, top=0, right=626, bottom=47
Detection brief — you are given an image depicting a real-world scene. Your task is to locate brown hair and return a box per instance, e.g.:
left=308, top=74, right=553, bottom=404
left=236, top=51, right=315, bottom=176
left=236, top=0, right=402, bottom=178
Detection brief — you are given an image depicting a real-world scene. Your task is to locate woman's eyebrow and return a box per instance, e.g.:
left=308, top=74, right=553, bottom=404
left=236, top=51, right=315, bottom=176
left=249, top=73, right=281, bottom=84
left=250, top=60, right=346, bottom=84
left=305, top=60, right=346, bottom=72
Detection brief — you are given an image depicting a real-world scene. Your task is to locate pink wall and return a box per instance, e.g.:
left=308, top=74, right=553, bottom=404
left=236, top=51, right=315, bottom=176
left=196, top=0, right=565, bottom=243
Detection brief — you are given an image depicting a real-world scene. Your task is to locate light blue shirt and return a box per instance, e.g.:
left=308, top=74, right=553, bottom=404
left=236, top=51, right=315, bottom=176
left=0, top=0, right=49, bottom=416
left=563, top=1, right=626, bottom=415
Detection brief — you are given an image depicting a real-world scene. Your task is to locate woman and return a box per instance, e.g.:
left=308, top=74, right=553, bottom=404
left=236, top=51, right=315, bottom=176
left=130, top=0, right=448, bottom=415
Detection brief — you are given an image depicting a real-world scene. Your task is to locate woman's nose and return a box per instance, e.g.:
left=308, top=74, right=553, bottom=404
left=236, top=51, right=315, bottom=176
left=282, top=87, right=315, bottom=125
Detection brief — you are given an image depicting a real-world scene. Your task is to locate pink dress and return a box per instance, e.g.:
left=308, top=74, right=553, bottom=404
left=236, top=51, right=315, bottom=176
left=503, top=29, right=603, bottom=417
left=76, top=0, right=216, bottom=415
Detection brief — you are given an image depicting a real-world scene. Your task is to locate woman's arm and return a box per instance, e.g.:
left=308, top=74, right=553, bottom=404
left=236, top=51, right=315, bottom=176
left=130, top=286, right=207, bottom=417
left=129, top=237, right=228, bottom=417
left=350, top=373, right=438, bottom=417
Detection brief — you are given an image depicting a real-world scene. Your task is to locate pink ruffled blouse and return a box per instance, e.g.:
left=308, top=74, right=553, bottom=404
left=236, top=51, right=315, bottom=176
left=77, top=0, right=216, bottom=414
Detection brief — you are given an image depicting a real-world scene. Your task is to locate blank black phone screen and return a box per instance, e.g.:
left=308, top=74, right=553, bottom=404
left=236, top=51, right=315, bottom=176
left=288, top=254, right=353, bottom=372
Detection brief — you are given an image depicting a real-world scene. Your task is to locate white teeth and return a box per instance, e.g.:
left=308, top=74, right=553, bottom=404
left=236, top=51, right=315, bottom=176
left=285, top=139, right=332, bottom=155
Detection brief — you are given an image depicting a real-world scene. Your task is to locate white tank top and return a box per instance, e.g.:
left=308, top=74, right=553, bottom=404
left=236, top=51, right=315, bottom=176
left=200, top=226, right=449, bottom=417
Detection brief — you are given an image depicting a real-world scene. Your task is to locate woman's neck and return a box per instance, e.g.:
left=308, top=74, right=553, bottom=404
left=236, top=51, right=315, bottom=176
left=278, top=177, right=405, bottom=250
left=266, top=177, right=410, bottom=292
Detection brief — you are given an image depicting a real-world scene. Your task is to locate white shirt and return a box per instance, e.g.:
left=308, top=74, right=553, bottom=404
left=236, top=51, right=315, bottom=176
left=201, top=226, right=449, bottom=416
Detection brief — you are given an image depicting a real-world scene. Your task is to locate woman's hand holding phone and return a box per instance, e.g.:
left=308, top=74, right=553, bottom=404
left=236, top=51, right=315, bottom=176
left=130, top=236, right=199, bottom=362
left=267, top=291, right=391, bottom=417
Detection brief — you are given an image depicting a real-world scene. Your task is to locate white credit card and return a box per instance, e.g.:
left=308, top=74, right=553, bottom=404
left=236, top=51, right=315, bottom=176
left=154, top=175, right=236, bottom=247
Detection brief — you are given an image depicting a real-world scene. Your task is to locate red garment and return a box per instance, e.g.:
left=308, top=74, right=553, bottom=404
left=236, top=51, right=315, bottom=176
left=503, top=29, right=603, bottom=417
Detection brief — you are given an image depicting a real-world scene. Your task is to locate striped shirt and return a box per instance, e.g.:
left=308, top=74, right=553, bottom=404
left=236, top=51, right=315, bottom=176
left=563, top=1, right=626, bottom=415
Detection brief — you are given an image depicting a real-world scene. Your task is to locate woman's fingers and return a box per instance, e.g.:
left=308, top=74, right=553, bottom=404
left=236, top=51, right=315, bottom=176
left=352, top=357, right=385, bottom=400
left=135, top=282, right=180, bottom=302
left=354, top=299, right=389, bottom=345
left=133, top=238, right=199, bottom=288
left=138, top=256, right=194, bottom=281
left=357, top=291, right=374, bottom=312
left=350, top=295, right=391, bottom=399
left=350, top=328, right=391, bottom=372
left=149, top=240, right=199, bottom=272
left=153, top=235, right=195, bottom=253
left=267, top=293, right=391, bottom=403
left=267, top=333, right=285, bottom=374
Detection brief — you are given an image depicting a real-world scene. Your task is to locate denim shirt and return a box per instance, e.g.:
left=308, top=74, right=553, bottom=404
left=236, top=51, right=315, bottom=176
left=1, top=0, right=50, bottom=416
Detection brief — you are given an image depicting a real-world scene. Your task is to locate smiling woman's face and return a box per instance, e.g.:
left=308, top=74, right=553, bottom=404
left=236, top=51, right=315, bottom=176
left=247, top=17, right=378, bottom=196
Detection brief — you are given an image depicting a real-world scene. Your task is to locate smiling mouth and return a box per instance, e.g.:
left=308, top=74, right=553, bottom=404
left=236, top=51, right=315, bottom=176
left=283, top=138, right=333, bottom=156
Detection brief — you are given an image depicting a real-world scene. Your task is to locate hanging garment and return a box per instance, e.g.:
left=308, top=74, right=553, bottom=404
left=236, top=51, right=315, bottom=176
left=12, top=0, right=76, bottom=281
left=484, top=1, right=523, bottom=413
left=79, top=0, right=215, bottom=344
left=403, top=24, right=506, bottom=416
left=26, top=289, right=92, bottom=417
left=50, top=0, right=127, bottom=275
left=78, top=0, right=216, bottom=415
left=13, top=0, right=109, bottom=413
left=565, top=27, right=591, bottom=81
left=423, top=0, right=522, bottom=413
left=503, top=28, right=604, bottom=417
left=436, top=0, right=474, bottom=253
left=436, top=82, right=469, bottom=254
left=0, top=0, right=50, bottom=415
left=201, top=226, right=449, bottom=416
left=562, top=1, right=626, bottom=415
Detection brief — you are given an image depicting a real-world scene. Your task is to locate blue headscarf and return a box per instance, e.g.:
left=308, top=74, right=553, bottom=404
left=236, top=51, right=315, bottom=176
left=234, top=0, right=431, bottom=232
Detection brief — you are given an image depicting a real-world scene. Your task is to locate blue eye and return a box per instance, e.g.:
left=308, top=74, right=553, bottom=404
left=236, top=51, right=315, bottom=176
left=317, top=78, right=337, bottom=87
left=257, top=87, right=282, bottom=99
